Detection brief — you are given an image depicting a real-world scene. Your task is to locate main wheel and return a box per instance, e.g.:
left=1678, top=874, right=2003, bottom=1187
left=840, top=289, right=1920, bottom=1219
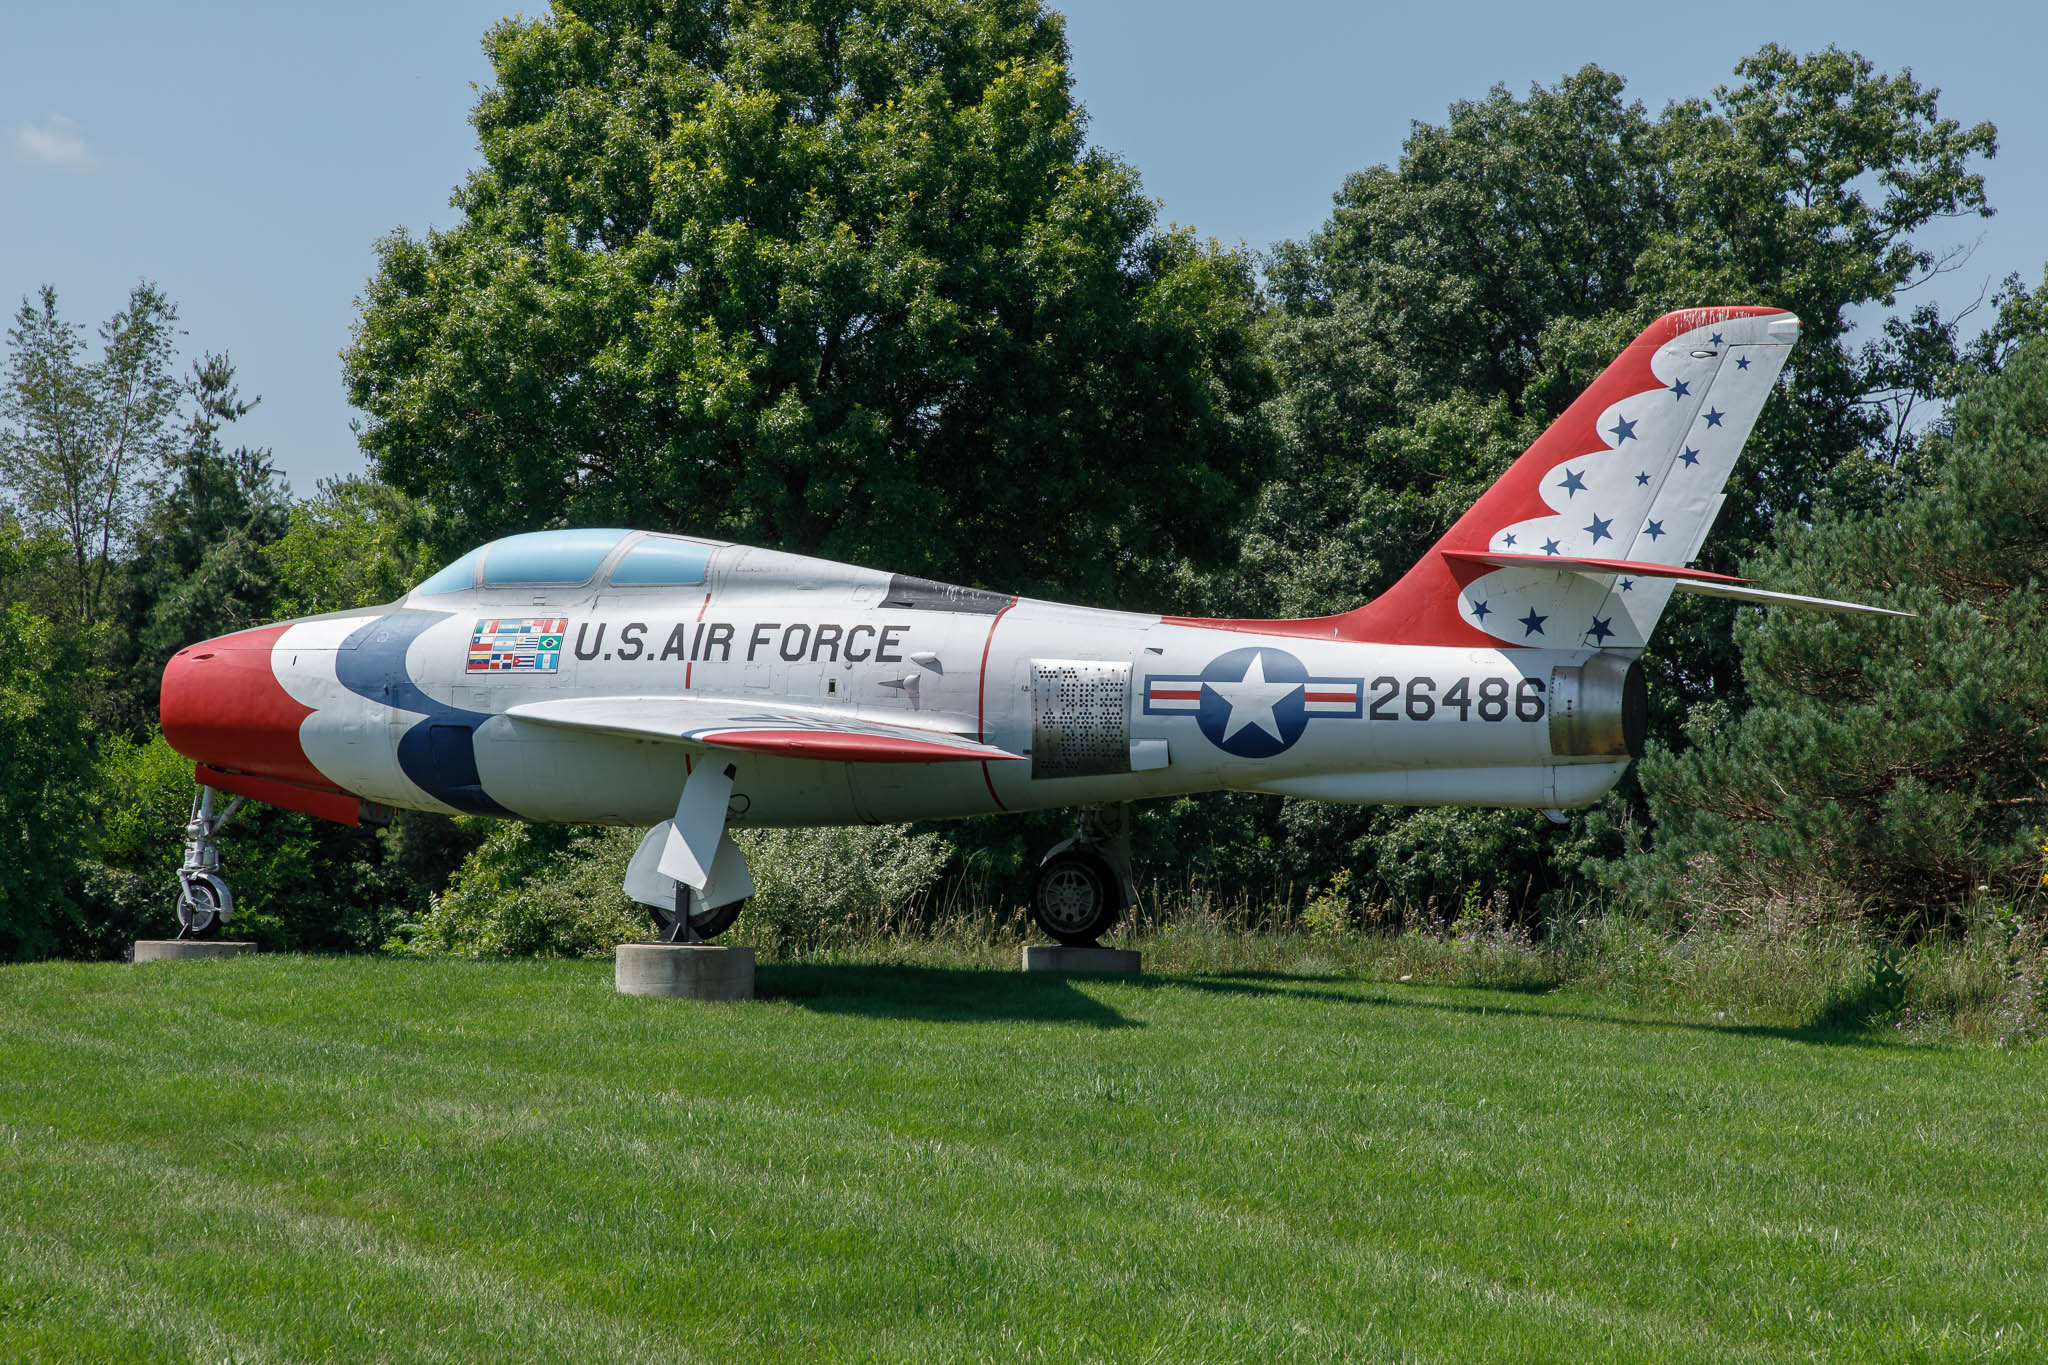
left=1030, top=850, right=1122, bottom=946
left=175, top=874, right=231, bottom=939
left=649, top=897, right=746, bottom=942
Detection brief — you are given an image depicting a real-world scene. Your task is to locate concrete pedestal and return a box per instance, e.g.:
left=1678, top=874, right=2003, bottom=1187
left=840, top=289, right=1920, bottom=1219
left=133, top=940, right=255, bottom=962
left=1022, top=945, right=1141, bottom=974
left=615, top=943, right=755, bottom=1000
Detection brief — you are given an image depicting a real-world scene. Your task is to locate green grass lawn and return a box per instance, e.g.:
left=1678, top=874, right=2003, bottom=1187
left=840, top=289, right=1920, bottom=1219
left=2, top=955, right=2043, bottom=1362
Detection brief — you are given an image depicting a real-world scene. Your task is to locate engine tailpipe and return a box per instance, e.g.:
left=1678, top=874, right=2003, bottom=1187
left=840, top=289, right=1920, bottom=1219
left=1549, top=654, right=1647, bottom=759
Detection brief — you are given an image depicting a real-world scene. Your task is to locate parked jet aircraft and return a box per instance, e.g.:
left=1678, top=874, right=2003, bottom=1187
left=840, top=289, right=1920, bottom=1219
left=161, top=307, right=1901, bottom=945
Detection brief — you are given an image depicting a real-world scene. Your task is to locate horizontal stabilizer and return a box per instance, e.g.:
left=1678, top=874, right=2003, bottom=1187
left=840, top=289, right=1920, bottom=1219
left=1443, top=549, right=1909, bottom=618
left=1667, top=579, right=1913, bottom=617
left=505, top=695, right=1024, bottom=763
left=1441, top=551, right=1751, bottom=584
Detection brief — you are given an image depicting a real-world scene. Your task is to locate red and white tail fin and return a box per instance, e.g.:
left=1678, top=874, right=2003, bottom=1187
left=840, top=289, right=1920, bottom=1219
left=1171, top=307, right=1906, bottom=649
left=1353, top=306, right=1805, bottom=649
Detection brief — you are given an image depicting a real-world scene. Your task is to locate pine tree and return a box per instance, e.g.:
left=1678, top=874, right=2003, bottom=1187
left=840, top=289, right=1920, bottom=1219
left=1626, top=281, right=2048, bottom=921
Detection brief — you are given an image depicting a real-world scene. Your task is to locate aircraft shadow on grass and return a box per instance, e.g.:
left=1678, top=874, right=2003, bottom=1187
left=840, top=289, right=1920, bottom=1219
left=1151, top=970, right=1911, bottom=1050
left=757, top=963, right=1141, bottom=1029
left=759, top=963, right=1912, bottom=1049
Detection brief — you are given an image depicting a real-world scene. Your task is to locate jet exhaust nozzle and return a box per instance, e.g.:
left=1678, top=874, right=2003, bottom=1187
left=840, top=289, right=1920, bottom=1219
left=1548, top=653, right=1647, bottom=760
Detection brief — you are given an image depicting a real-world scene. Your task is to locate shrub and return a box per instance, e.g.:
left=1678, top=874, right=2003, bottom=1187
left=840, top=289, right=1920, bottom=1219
left=393, top=820, right=951, bottom=960
left=392, top=822, right=644, bottom=959
left=737, top=825, right=952, bottom=956
left=1300, top=869, right=1355, bottom=938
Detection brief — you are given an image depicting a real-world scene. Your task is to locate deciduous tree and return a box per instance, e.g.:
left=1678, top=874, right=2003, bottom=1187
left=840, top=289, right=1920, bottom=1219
left=344, top=0, right=1271, bottom=605
left=106, top=353, right=291, bottom=732
left=0, top=284, right=184, bottom=625
left=1185, top=46, right=1996, bottom=919
left=263, top=476, right=440, bottom=620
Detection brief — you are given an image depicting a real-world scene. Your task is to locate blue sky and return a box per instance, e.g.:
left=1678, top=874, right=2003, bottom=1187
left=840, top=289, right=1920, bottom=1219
left=3, top=1, right=2040, bottom=494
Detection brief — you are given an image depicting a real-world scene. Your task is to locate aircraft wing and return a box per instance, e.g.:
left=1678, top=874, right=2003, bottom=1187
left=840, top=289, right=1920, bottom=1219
left=503, top=695, right=1024, bottom=763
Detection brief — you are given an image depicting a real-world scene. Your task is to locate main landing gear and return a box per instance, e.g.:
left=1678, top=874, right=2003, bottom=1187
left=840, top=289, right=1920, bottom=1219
left=175, top=785, right=243, bottom=939
left=624, top=762, right=756, bottom=944
left=1029, top=803, right=1137, bottom=947
left=648, top=885, right=746, bottom=944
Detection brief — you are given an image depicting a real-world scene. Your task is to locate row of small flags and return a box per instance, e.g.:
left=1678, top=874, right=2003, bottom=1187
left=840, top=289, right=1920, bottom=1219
left=467, top=618, right=568, bottom=673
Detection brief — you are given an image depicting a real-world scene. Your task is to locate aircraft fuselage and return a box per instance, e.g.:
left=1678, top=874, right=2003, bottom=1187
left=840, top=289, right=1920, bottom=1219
left=166, top=547, right=1635, bottom=831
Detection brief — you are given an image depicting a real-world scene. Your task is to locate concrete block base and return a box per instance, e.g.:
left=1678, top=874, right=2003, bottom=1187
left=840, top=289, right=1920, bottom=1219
left=133, top=940, right=255, bottom=962
left=1022, top=945, right=1141, bottom=974
left=615, top=943, right=755, bottom=1000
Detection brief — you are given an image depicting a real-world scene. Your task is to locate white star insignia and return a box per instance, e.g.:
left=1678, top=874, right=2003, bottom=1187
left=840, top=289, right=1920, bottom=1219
left=1204, top=652, right=1302, bottom=744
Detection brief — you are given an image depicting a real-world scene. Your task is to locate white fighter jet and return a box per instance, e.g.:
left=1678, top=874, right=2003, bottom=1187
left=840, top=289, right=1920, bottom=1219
left=160, top=307, right=1900, bottom=944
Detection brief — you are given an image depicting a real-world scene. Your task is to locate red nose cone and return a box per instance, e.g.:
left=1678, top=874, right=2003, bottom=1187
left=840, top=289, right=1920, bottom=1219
left=161, top=625, right=326, bottom=788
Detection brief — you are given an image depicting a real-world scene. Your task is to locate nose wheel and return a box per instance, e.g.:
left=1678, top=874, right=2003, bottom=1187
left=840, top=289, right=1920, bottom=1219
left=176, top=873, right=233, bottom=937
left=174, top=786, right=243, bottom=939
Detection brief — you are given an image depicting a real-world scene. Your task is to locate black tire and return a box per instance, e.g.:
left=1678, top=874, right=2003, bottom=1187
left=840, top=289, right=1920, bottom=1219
left=175, top=877, right=225, bottom=939
left=1030, top=849, right=1122, bottom=946
left=689, top=898, right=745, bottom=940
left=649, top=897, right=746, bottom=942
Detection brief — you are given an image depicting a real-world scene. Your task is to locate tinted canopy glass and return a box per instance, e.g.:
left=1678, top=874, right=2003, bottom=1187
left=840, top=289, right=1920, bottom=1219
left=609, top=538, right=713, bottom=586
left=413, top=546, right=483, bottom=595
left=479, top=529, right=630, bottom=586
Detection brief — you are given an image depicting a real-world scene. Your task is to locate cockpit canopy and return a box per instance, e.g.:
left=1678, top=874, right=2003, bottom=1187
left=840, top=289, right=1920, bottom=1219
left=412, top=529, right=722, bottom=595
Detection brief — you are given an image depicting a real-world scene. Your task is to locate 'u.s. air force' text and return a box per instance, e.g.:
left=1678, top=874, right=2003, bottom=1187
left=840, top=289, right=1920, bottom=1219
left=569, top=620, right=913, bottom=664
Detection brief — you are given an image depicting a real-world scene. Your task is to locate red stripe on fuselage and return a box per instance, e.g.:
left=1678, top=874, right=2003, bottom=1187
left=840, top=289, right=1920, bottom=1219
left=977, top=598, right=1020, bottom=811
left=684, top=591, right=712, bottom=689
left=704, top=729, right=1015, bottom=764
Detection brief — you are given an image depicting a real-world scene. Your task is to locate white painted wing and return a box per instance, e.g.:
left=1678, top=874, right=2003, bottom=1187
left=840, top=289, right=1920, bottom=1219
left=503, top=695, right=1023, bottom=763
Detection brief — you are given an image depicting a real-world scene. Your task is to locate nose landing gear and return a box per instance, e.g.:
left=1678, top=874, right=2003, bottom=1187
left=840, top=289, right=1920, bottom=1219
left=175, top=785, right=243, bottom=939
left=1029, top=803, right=1137, bottom=947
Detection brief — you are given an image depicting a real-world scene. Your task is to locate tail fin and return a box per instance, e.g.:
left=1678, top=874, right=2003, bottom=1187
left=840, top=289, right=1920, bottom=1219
left=1358, top=306, right=1805, bottom=650
left=1173, top=307, right=1807, bottom=648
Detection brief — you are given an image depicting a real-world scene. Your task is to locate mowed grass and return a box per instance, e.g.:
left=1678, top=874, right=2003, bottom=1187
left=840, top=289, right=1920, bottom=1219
left=2, top=957, right=2044, bottom=1362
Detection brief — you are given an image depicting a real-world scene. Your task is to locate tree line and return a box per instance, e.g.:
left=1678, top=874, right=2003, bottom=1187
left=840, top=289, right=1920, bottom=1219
left=3, top=0, right=2043, bottom=959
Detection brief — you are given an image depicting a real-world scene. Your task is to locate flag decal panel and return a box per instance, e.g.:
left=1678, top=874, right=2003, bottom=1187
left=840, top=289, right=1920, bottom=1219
left=467, top=617, right=568, bottom=673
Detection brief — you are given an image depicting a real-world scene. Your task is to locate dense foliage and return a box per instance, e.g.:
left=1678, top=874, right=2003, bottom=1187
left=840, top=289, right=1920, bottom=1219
left=344, top=0, right=1272, bottom=607
left=0, top=291, right=477, bottom=960
left=396, top=821, right=952, bottom=959
left=1626, top=322, right=2048, bottom=922
left=0, top=606, right=96, bottom=959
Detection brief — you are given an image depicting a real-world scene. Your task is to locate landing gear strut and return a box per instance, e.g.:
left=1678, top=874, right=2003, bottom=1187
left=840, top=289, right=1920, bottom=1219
left=649, top=884, right=745, bottom=944
left=175, top=786, right=243, bottom=939
left=1030, top=803, right=1137, bottom=947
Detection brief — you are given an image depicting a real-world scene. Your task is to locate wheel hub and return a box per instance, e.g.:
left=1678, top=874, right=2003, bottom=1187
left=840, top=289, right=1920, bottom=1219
left=1039, top=866, right=1102, bottom=933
